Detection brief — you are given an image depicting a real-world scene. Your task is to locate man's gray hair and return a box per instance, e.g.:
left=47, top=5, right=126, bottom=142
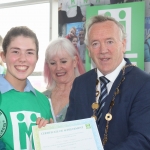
left=84, top=15, right=127, bottom=46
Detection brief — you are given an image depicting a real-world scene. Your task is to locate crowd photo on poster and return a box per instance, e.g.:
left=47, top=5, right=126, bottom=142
left=58, top=0, right=143, bottom=67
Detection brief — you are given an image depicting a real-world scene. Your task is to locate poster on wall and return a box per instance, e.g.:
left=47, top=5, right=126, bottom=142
left=86, top=1, right=145, bottom=71
left=144, top=17, right=150, bottom=73
left=66, top=22, right=86, bottom=64
left=58, top=0, right=144, bottom=71
left=144, top=0, right=150, bottom=74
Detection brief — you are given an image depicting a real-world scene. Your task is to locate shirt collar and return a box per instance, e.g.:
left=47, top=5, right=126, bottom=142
left=0, top=74, right=36, bottom=95
left=97, top=59, right=126, bottom=83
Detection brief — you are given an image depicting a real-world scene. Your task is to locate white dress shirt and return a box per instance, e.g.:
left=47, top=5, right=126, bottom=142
left=96, top=59, right=126, bottom=102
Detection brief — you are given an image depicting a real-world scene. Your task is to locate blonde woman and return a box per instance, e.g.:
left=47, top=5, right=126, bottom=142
left=43, top=37, right=85, bottom=122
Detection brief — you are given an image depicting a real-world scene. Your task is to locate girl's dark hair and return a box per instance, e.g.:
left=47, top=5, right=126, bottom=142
left=2, top=26, right=39, bottom=55
left=70, top=35, right=78, bottom=42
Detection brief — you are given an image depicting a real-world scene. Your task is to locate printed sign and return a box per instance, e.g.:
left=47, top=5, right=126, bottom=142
left=86, top=2, right=145, bottom=71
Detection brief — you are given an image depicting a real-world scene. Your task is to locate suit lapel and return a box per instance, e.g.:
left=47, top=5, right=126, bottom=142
left=99, top=71, right=123, bottom=128
left=87, top=69, right=97, bottom=116
left=98, top=59, right=134, bottom=129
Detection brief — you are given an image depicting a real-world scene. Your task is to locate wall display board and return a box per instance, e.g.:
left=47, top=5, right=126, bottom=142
left=144, top=0, right=150, bottom=74
left=86, top=1, right=145, bottom=71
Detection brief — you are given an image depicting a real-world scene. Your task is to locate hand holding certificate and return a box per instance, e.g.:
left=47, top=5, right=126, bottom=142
left=32, top=118, right=104, bottom=150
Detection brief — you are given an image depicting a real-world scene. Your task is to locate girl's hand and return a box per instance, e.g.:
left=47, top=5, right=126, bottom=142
left=36, top=117, right=54, bottom=128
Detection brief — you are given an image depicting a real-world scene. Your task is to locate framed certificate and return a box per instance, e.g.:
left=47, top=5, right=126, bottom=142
left=32, top=118, right=104, bottom=150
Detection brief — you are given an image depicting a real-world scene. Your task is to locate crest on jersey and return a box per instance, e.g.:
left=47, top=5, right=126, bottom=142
left=0, top=109, right=7, bottom=137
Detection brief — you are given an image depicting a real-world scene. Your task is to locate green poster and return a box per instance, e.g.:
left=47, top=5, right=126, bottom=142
left=85, top=1, right=145, bottom=71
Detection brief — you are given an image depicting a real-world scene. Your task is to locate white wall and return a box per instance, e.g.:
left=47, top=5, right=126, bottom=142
left=51, top=0, right=58, bottom=40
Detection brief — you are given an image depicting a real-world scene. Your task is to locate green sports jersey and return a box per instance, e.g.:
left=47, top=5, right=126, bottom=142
left=0, top=89, right=52, bottom=150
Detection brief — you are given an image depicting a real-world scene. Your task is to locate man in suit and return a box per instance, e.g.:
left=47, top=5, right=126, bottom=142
left=65, top=15, right=150, bottom=149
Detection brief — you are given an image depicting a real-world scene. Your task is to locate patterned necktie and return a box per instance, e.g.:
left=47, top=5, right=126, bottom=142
left=97, top=76, right=110, bottom=125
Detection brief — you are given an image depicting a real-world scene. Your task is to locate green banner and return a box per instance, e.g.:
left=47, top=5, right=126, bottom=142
left=86, top=1, right=145, bottom=71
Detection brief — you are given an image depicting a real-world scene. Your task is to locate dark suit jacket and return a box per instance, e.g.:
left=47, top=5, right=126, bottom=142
left=65, top=58, right=150, bottom=150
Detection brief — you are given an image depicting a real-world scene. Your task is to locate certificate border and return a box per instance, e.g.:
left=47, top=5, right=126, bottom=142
left=32, top=118, right=103, bottom=150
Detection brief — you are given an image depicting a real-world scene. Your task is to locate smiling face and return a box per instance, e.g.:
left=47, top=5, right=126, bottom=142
left=48, top=50, right=77, bottom=85
left=87, top=21, right=126, bottom=75
left=71, top=37, right=78, bottom=47
left=78, top=30, right=85, bottom=44
left=1, top=35, right=38, bottom=84
left=69, top=28, right=76, bottom=38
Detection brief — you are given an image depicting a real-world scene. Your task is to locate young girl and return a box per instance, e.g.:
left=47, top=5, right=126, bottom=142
left=0, top=26, right=53, bottom=149
left=70, top=35, right=78, bottom=52
left=65, top=27, right=76, bottom=41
